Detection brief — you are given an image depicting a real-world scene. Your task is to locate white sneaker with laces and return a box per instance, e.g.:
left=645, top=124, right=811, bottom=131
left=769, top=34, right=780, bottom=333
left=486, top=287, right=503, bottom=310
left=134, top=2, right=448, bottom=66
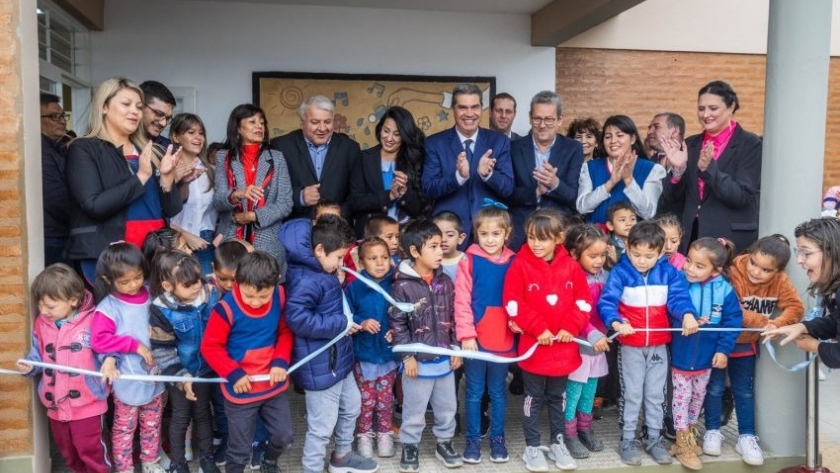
left=703, top=429, right=724, bottom=456
left=736, top=435, right=765, bottom=466
left=521, top=445, right=549, bottom=472
left=547, top=435, right=577, bottom=471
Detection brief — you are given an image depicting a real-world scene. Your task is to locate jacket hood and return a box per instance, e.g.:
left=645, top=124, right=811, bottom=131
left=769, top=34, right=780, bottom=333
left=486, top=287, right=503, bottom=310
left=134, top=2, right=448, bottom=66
left=517, top=242, right=570, bottom=266
left=395, top=259, right=444, bottom=282
left=465, top=243, right=516, bottom=264
left=278, top=218, right=322, bottom=272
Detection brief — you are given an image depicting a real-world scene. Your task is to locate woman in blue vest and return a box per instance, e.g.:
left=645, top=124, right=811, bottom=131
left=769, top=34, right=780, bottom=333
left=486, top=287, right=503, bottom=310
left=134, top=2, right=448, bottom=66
left=576, top=115, right=666, bottom=224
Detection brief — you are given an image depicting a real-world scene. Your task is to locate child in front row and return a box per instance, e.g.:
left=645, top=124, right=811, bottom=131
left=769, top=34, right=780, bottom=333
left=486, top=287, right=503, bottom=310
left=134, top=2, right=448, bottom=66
left=503, top=209, right=591, bottom=472
left=454, top=205, right=517, bottom=464
left=280, top=214, right=378, bottom=473
left=605, top=201, right=637, bottom=267
left=200, top=251, right=294, bottom=473
left=562, top=224, right=612, bottom=460
left=148, top=251, right=220, bottom=473
left=434, top=211, right=467, bottom=282
left=705, top=235, right=804, bottom=466
left=89, top=242, right=166, bottom=473
left=18, top=264, right=111, bottom=473
left=669, top=238, right=743, bottom=470
left=390, top=219, right=463, bottom=472
left=348, top=237, right=400, bottom=459
left=598, top=221, right=697, bottom=467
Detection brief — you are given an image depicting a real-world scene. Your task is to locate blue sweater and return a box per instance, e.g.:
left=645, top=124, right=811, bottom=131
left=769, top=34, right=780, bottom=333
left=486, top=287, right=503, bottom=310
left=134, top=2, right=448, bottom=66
left=670, top=275, right=743, bottom=371
left=584, top=157, right=656, bottom=224
left=347, top=268, right=398, bottom=365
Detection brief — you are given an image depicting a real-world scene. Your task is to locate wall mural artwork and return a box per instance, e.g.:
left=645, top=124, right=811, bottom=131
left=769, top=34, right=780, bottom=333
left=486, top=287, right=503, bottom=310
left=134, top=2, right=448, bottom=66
left=253, top=72, right=496, bottom=149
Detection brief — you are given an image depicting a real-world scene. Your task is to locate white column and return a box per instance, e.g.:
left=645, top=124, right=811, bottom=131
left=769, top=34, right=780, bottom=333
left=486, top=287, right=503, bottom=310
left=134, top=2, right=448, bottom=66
left=756, top=0, right=832, bottom=459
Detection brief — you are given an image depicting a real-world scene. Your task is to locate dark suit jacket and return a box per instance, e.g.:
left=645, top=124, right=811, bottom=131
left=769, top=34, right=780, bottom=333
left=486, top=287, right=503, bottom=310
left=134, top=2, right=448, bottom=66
left=508, top=133, right=584, bottom=250
left=661, top=123, right=762, bottom=253
left=347, top=145, right=427, bottom=237
left=421, top=127, right=514, bottom=245
left=270, top=130, right=361, bottom=220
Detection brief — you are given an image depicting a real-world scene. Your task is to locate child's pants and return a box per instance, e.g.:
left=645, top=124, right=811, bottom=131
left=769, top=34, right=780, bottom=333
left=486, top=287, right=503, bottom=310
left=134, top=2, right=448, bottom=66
left=671, top=369, right=711, bottom=431
left=618, top=345, right=668, bottom=440
left=353, top=363, right=396, bottom=434
left=399, top=371, right=457, bottom=445
left=167, top=382, right=213, bottom=464
left=705, top=354, right=757, bottom=435
left=224, top=390, right=294, bottom=473
left=111, top=394, right=163, bottom=471
left=564, top=377, right=598, bottom=421
left=463, top=358, right=508, bottom=439
left=522, top=371, right=567, bottom=446
left=50, top=415, right=111, bottom=473
left=302, top=372, right=361, bottom=473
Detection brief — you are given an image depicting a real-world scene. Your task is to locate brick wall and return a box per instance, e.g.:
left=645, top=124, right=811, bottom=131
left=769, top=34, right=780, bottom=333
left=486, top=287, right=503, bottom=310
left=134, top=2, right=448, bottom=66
left=556, top=47, right=840, bottom=192
left=0, top=0, right=33, bottom=457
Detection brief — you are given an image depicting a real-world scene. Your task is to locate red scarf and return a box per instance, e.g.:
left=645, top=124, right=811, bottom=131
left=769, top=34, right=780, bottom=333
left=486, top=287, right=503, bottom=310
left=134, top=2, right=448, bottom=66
left=226, top=145, right=275, bottom=243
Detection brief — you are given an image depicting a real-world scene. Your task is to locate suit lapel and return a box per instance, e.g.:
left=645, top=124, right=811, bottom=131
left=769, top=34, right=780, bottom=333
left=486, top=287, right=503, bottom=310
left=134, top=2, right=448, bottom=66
left=322, top=136, right=339, bottom=179
left=714, top=125, right=741, bottom=174
left=366, top=147, right=385, bottom=190
left=255, top=147, right=272, bottom=189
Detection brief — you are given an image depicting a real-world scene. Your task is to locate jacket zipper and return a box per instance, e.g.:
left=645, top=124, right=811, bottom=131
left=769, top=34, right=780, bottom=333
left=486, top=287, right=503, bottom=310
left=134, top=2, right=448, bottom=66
left=643, top=274, right=650, bottom=346
left=690, top=284, right=704, bottom=370
left=429, top=281, right=440, bottom=349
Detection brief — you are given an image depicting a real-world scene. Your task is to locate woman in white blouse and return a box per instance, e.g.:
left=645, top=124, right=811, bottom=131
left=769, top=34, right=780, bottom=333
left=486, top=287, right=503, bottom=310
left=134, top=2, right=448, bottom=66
left=169, top=113, right=218, bottom=274
left=576, top=115, right=666, bottom=224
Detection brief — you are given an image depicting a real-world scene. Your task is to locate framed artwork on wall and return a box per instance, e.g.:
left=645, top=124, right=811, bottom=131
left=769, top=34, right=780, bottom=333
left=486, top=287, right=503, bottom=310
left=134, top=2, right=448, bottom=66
left=253, top=72, right=495, bottom=149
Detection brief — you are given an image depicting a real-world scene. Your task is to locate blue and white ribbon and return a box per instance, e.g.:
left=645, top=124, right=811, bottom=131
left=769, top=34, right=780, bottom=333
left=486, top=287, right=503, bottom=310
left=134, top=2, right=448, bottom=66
left=18, top=360, right=228, bottom=383
left=341, top=266, right=415, bottom=313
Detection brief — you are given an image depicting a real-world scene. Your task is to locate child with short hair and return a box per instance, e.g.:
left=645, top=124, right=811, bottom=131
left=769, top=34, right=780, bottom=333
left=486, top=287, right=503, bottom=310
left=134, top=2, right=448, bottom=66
left=89, top=242, right=166, bottom=473
left=454, top=205, right=516, bottom=464
left=148, top=251, right=220, bottom=473
left=562, top=224, right=612, bottom=460
left=503, top=209, right=591, bottom=472
left=706, top=235, right=804, bottom=466
left=598, top=221, right=697, bottom=466
left=311, top=198, right=342, bottom=222
left=669, top=238, right=742, bottom=470
left=390, top=219, right=463, bottom=472
left=344, top=215, right=401, bottom=285
left=200, top=252, right=294, bottom=473
left=210, top=240, right=251, bottom=295
left=348, top=237, right=400, bottom=459
left=605, top=201, right=637, bottom=267
left=18, top=264, right=111, bottom=473
left=433, top=211, right=467, bottom=282
left=279, top=214, right=379, bottom=473
left=656, top=214, right=686, bottom=270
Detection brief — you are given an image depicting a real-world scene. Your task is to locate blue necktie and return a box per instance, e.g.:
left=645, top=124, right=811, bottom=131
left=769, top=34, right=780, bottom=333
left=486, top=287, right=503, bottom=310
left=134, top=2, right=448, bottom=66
left=464, top=139, right=474, bottom=163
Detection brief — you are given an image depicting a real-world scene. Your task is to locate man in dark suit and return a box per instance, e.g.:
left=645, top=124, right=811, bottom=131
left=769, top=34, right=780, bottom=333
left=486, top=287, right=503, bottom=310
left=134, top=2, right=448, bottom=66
left=490, top=93, right=522, bottom=141
left=40, top=93, right=72, bottom=266
left=508, top=91, right=584, bottom=250
left=646, top=112, right=686, bottom=218
left=422, top=84, right=514, bottom=245
left=270, top=95, right=362, bottom=221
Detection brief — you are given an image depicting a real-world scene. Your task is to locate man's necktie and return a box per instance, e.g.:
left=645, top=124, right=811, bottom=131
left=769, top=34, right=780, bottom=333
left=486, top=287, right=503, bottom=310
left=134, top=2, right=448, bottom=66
left=464, top=139, right=474, bottom=163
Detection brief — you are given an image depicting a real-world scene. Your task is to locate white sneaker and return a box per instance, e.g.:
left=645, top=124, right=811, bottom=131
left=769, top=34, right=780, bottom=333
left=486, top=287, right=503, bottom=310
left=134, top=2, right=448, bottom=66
left=703, top=429, right=724, bottom=456
left=357, top=431, right=375, bottom=459
left=547, top=436, right=577, bottom=470
left=142, top=462, right=166, bottom=473
left=522, top=445, right=549, bottom=472
left=158, top=449, right=171, bottom=470
left=736, top=435, right=765, bottom=466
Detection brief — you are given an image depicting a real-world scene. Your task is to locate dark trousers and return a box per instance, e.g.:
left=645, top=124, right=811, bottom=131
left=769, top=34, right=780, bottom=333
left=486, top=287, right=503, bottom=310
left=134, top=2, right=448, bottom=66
left=168, top=382, right=214, bottom=464
left=522, top=371, right=567, bottom=447
left=225, top=391, right=294, bottom=473
left=50, top=415, right=111, bottom=473
left=211, top=382, right=228, bottom=438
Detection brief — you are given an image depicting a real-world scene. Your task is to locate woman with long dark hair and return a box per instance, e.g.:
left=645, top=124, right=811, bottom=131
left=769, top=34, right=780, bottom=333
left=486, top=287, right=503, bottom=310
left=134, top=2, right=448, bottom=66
left=213, top=104, right=292, bottom=274
left=348, top=106, right=428, bottom=236
left=576, top=115, right=665, bottom=224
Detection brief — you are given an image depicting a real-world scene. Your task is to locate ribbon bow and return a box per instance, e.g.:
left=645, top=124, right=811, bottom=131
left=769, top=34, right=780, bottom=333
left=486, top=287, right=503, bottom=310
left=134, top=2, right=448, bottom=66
left=482, top=198, right=508, bottom=210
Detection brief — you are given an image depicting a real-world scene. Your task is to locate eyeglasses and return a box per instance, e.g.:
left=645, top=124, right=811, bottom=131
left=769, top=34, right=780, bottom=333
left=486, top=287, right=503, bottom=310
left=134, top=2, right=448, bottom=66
left=794, top=248, right=822, bottom=259
left=146, top=104, right=173, bottom=125
left=41, top=113, right=69, bottom=122
left=530, top=116, right=557, bottom=126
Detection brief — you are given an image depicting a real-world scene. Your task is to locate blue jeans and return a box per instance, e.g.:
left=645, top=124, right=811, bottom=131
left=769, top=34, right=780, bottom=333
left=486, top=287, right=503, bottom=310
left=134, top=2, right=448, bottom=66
left=463, top=358, right=507, bottom=440
left=195, top=230, right=215, bottom=276
left=704, top=354, right=756, bottom=435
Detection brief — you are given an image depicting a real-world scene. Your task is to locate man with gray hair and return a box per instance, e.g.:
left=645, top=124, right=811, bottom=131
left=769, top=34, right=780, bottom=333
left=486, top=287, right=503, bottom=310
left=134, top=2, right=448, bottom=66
left=508, top=90, right=583, bottom=251
left=270, top=95, right=361, bottom=220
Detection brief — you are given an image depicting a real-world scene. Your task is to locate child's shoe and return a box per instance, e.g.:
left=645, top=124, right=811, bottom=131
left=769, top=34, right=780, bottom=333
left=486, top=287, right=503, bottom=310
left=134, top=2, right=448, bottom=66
left=142, top=462, right=167, bottom=473
left=462, top=438, right=481, bottom=463
left=644, top=434, right=673, bottom=465
left=670, top=430, right=701, bottom=470
left=249, top=441, right=266, bottom=470
left=575, top=412, right=602, bottom=451
left=702, top=429, right=724, bottom=456
left=166, top=460, right=189, bottom=473
left=547, top=435, right=577, bottom=470
left=489, top=436, right=509, bottom=463
left=399, top=443, right=419, bottom=473
left=736, top=435, right=765, bottom=466
left=328, top=450, right=379, bottom=473
left=521, top=445, right=549, bottom=472
left=618, top=438, right=642, bottom=466
left=213, top=438, right=227, bottom=466
left=687, top=423, right=703, bottom=455
left=357, top=432, right=375, bottom=459
left=435, top=440, right=463, bottom=468
left=563, top=435, right=589, bottom=460
left=377, top=431, right=395, bottom=458
left=199, top=455, right=222, bottom=473
left=158, top=449, right=171, bottom=470
left=261, top=456, right=281, bottom=473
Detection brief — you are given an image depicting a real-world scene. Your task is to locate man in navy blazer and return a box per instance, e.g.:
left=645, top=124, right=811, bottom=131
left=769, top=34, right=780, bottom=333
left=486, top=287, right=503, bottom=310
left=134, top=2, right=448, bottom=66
left=508, top=91, right=584, bottom=250
left=422, top=84, right=514, bottom=246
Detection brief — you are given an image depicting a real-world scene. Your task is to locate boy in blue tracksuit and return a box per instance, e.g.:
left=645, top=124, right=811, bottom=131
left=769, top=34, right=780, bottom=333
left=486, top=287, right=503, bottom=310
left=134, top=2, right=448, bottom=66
left=279, top=215, right=379, bottom=473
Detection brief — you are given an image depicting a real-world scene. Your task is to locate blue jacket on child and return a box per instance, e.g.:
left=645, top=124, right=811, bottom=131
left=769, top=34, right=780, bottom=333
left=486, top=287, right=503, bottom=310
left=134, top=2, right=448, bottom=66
left=347, top=267, right=398, bottom=365
left=279, top=218, right=354, bottom=391
left=150, top=286, right=218, bottom=378
left=670, top=274, right=743, bottom=371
